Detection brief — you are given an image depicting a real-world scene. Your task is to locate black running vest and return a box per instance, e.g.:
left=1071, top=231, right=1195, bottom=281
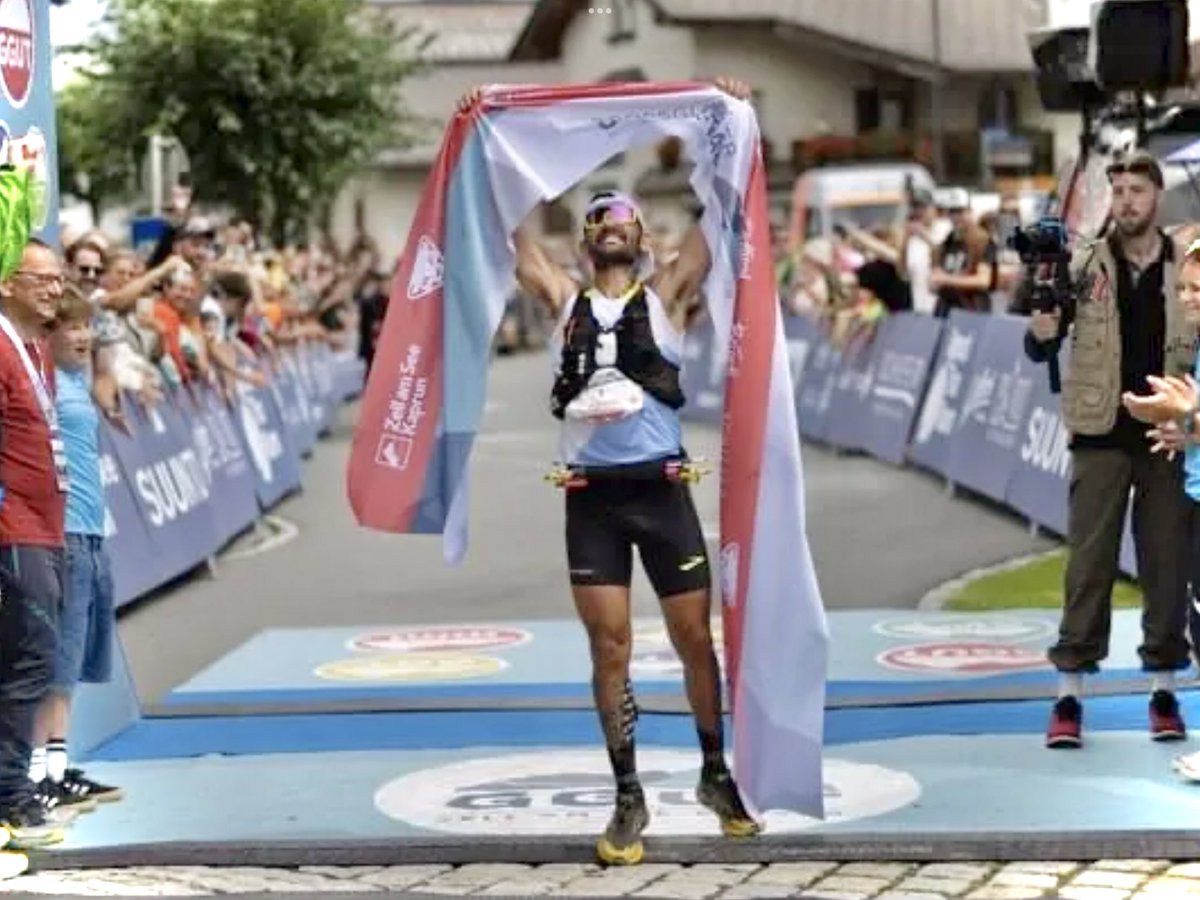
left=550, top=285, right=685, bottom=420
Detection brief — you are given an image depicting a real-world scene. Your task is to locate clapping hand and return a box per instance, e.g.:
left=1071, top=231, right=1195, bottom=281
left=1122, top=374, right=1200, bottom=425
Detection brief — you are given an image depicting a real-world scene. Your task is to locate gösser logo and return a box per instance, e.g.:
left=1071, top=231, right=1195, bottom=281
left=873, top=616, right=1054, bottom=643
left=315, top=653, right=507, bottom=683
left=0, top=0, right=33, bottom=109
left=878, top=641, right=1048, bottom=675
left=347, top=626, right=531, bottom=654
left=374, top=749, right=921, bottom=836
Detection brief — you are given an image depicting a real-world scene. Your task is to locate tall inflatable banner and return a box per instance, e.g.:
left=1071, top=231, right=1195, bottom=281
left=1, top=0, right=59, bottom=247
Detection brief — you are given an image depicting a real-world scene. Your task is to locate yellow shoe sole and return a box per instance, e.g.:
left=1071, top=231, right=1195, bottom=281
left=720, top=816, right=761, bottom=838
left=596, top=836, right=645, bottom=866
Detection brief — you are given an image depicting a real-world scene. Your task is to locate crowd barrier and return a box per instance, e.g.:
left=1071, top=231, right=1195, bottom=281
left=101, top=341, right=366, bottom=609
left=69, top=342, right=364, bottom=759
left=681, top=309, right=1140, bottom=579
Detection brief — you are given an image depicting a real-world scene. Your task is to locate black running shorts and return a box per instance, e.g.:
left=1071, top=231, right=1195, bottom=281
left=565, top=472, right=710, bottom=597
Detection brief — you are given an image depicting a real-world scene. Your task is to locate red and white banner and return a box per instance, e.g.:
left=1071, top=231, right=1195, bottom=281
left=347, top=82, right=829, bottom=816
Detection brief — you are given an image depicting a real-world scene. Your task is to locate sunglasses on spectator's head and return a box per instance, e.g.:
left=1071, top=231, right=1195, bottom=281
left=1185, top=238, right=1200, bottom=262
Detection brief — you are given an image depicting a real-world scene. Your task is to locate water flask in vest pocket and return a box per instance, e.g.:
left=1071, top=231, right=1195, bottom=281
left=565, top=366, right=644, bottom=424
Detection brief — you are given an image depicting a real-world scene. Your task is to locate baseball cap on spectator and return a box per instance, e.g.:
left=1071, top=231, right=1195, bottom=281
left=935, top=187, right=971, bottom=213
left=181, top=217, right=216, bottom=239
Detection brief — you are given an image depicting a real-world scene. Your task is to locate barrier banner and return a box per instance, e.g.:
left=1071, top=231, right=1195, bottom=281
left=859, top=314, right=944, bottom=465
left=680, top=316, right=723, bottom=424
left=822, top=331, right=879, bottom=451
left=98, top=425, right=167, bottom=607
left=783, top=314, right=820, bottom=400
left=235, top=383, right=303, bottom=509
left=189, top=389, right=260, bottom=542
left=294, top=343, right=334, bottom=437
left=106, top=397, right=223, bottom=584
left=909, top=310, right=988, bottom=476
left=1005, top=343, right=1073, bottom=536
left=272, top=355, right=317, bottom=457
left=795, top=334, right=841, bottom=442
left=944, top=316, right=1040, bottom=502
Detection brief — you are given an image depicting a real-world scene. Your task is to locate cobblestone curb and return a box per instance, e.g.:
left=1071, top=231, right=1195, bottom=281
left=7, top=858, right=1199, bottom=898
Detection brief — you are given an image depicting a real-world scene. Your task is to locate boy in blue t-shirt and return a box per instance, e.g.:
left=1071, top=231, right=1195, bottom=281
left=27, top=288, right=122, bottom=813
left=1124, top=238, right=1200, bottom=779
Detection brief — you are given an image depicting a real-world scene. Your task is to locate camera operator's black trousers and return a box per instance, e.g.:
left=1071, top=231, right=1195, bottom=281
left=1050, top=447, right=1191, bottom=674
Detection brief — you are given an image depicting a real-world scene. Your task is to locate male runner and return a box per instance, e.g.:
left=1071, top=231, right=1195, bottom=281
left=457, top=77, right=759, bottom=866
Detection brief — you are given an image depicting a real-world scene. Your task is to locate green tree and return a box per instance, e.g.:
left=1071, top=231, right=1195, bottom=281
left=69, top=0, right=425, bottom=244
left=56, top=78, right=140, bottom=221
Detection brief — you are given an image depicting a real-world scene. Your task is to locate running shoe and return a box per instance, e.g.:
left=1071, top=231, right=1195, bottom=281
left=596, top=787, right=650, bottom=866
left=62, top=768, right=123, bottom=804
left=696, top=769, right=760, bottom=838
left=1046, top=695, right=1083, bottom=749
left=1150, top=690, right=1187, bottom=742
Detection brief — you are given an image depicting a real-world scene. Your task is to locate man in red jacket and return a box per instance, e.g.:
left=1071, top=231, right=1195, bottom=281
left=0, top=240, right=70, bottom=848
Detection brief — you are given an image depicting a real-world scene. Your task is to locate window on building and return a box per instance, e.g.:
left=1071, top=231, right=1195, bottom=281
left=978, top=82, right=1019, bottom=131
left=609, top=0, right=636, bottom=43
left=855, top=88, right=913, bottom=133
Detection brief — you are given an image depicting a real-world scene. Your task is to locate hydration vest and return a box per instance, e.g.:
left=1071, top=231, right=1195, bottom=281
left=550, top=284, right=685, bottom=420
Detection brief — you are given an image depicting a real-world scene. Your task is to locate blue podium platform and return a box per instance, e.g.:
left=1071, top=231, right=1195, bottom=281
left=44, top=609, right=1200, bottom=868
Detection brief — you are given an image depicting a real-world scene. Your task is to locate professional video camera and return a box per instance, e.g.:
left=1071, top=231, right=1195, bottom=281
left=1008, top=218, right=1073, bottom=394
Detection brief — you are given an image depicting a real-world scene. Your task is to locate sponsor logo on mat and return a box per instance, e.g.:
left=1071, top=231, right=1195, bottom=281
left=877, top=641, right=1048, bottom=674
left=374, top=749, right=920, bottom=835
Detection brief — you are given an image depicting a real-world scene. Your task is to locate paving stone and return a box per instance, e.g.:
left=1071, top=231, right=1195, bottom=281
left=684, top=864, right=761, bottom=884
left=1000, top=862, right=1080, bottom=876
left=1069, top=870, right=1146, bottom=890
left=809, top=875, right=892, bottom=894
left=988, top=871, right=1059, bottom=890
left=720, top=885, right=797, bottom=899
left=965, top=886, right=1048, bottom=900
left=417, top=886, right=477, bottom=896
left=749, top=862, right=839, bottom=886
left=838, top=863, right=913, bottom=881
left=428, top=863, right=534, bottom=885
left=480, top=880, right=561, bottom=896
left=918, top=865, right=993, bottom=882
left=1094, top=862, right=1171, bottom=875
left=633, top=880, right=723, bottom=899
left=358, top=865, right=454, bottom=889
left=1137, top=876, right=1200, bottom=895
left=894, top=876, right=974, bottom=895
left=301, top=866, right=386, bottom=878
left=876, top=892, right=956, bottom=900
left=1166, top=863, right=1200, bottom=879
left=1057, top=887, right=1133, bottom=900
left=798, top=889, right=876, bottom=900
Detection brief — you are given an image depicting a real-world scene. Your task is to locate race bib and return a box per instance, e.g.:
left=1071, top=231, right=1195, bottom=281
left=565, top=367, right=644, bottom=424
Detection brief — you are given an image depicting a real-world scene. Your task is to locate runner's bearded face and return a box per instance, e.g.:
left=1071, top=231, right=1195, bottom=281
left=584, top=201, right=642, bottom=269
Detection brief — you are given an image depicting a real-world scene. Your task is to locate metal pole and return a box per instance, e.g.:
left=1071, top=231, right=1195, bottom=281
left=149, top=135, right=163, bottom=218
left=930, top=0, right=946, bottom=181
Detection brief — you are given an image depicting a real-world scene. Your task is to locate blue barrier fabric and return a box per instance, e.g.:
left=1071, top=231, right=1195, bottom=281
left=683, top=312, right=1140, bottom=579
left=100, top=346, right=361, bottom=608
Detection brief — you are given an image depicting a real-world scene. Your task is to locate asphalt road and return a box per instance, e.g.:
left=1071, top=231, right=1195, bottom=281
left=117, top=349, right=1053, bottom=702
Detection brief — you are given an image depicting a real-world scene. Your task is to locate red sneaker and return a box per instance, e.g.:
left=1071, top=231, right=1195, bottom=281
left=1150, top=690, right=1187, bottom=742
left=1046, top=696, right=1083, bottom=749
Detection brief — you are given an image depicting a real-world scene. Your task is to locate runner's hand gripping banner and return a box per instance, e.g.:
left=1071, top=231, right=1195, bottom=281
left=346, top=82, right=829, bottom=817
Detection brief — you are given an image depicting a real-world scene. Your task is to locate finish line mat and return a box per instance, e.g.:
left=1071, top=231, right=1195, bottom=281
left=155, top=610, right=1193, bottom=715
left=43, top=729, right=1200, bottom=867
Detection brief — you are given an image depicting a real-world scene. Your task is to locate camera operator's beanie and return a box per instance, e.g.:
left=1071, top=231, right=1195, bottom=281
left=0, top=167, right=33, bottom=280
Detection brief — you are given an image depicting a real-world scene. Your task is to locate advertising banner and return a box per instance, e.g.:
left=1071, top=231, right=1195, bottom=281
left=858, top=314, right=944, bottom=465
left=795, top=334, right=841, bottom=443
left=944, top=316, right=1041, bottom=502
left=909, top=311, right=989, bottom=476
left=234, top=383, right=303, bottom=509
left=823, top=332, right=879, bottom=452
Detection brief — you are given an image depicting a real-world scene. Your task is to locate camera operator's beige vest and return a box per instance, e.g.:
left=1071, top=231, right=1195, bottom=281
left=1063, top=234, right=1196, bottom=436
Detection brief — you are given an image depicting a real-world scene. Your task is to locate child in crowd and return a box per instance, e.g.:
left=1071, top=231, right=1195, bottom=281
left=1124, top=238, right=1200, bottom=779
left=28, top=286, right=122, bottom=815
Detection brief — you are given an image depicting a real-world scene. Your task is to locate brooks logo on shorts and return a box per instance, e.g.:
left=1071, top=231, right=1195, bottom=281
left=678, top=555, right=706, bottom=572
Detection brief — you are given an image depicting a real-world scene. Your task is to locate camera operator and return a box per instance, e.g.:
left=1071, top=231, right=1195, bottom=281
left=1025, top=151, right=1195, bottom=749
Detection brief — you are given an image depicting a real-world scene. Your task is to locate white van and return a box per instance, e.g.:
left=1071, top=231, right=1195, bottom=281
left=787, top=162, right=937, bottom=246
